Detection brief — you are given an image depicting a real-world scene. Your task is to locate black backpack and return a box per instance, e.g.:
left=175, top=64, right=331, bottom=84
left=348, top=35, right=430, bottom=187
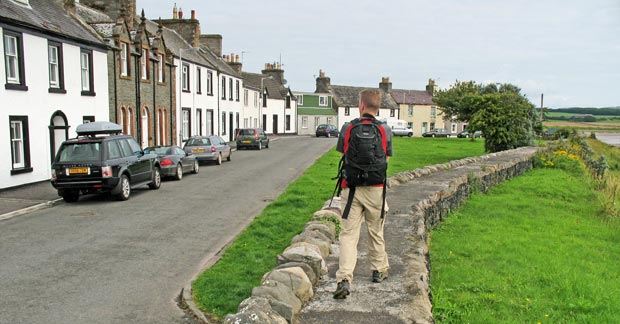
left=331, top=116, right=388, bottom=219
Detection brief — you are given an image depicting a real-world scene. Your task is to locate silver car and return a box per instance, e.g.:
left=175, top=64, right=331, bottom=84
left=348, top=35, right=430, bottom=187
left=392, top=126, right=413, bottom=137
left=183, top=135, right=232, bottom=165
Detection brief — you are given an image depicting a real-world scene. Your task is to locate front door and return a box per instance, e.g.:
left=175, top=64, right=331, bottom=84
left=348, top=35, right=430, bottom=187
left=229, top=112, right=234, bottom=142
left=49, top=111, right=69, bottom=163
left=141, top=108, right=149, bottom=148
left=273, top=115, right=278, bottom=134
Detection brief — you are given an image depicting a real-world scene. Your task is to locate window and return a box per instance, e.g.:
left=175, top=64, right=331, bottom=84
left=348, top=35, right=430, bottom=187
left=407, top=122, right=413, bottom=129
left=286, top=95, right=291, bottom=108
left=431, top=106, right=437, bottom=117
left=314, top=117, right=320, bottom=127
left=430, top=122, right=435, bottom=130
left=221, top=112, right=226, bottom=135
left=196, top=67, right=202, bottom=93
left=344, top=107, right=350, bottom=116
left=157, top=53, right=164, bottom=83
left=319, top=95, right=328, bottom=106
left=235, top=80, right=240, bottom=101
left=286, top=115, right=291, bottom=131
left=196, top=109, right=203, bottom=136
left=408, top=105, right=413, bottom=116
left=390, top=109, right=395, bottom=117
left=297, top=95, right=303, bottom=106
left=254, top=92, right=258, bottom=108
left=302, top=116, right=308, bottom=129
left=451, top=123, right=457, bottom=133
left=207, top=71, right=213, bottom=95
left=182, top=64, right=189, bottom=92
left=80, top=49, right=95, bottom=96
left=326, top=117, right=333, bottom=125
left=244, top=89, right=249, bottom=106
left=4, top=30, right=27, bottom=90
left=48, top=41, right=65, bottom=92
left=9, top=116, right=31, bottom=174
left=229, top=78, right=233, bottom=101
left=182, top=108, right=191, bottom=140
left=120, top=42, right=129, bottom=77
left=140, top=49, right=148, bottom=80
left=221, top=76, right=226, bottom=99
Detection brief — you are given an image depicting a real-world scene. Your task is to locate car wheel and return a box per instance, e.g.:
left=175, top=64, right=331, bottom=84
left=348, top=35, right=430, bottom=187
left=217, top=153, right=222, bottom=165
left=148, top=167, right=161, bottom=189
left=432, top=134, right=436, bottom=138
left=265, top=140, right=269, bottom=148
left=327, top=132, right=331, bottom=138
left=227, top=150, right=232, bottom=161
left=62, top=190, right=79, bottom=203
left=316, top=134, right=319, bottom=137
left=116, top=175, right=131, bottom=201
left=192, top=160, right=199, bottom=174
left=174, top=164, right=183, bottom=180
left=408, top=133, right=413, bottom=137
left=258, top=141, right=262, bottom=150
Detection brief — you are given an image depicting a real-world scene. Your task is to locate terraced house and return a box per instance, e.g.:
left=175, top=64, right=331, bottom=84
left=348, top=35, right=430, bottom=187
left=77, top=0, right=175, bottom=148
left=295, top=70, right=336, bottom=136
left=1, top=0, right=109, bottom=189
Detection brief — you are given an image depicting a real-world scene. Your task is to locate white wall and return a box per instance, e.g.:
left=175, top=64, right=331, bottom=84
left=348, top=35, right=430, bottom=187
left=241, top=88, right=260, bottom=129
left=0, top=28, right=109, bottom=189
left=337, top=107, right=391, bottom=130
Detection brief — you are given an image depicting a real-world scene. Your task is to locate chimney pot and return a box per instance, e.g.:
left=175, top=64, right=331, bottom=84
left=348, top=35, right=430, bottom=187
left=191, top=10, right=195, bottom=20
left=173, top=3, right=178, bottom=19
left=235, top=54, right=239, bottom=63
left=178, top=8, right=183, bottom=19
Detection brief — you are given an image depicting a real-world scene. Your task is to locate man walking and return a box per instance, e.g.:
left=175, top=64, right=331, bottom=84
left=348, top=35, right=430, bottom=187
left=333, top=89, right=392, bottom=299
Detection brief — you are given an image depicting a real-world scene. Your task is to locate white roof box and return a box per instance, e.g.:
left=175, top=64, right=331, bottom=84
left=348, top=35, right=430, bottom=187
left=76, top=121, right=123, bottom=136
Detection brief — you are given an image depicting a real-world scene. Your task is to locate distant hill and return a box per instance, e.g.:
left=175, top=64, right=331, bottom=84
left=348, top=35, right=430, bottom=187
left=551, top=107, right=620, bottom=116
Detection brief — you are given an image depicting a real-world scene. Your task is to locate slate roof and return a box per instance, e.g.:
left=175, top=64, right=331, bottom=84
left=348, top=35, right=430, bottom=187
left=391, top=89, right=435, bottom=105
left=331, top=85, right=398, bottom=109
left=0, top=0, right=104, bottom=47
left=242, top=72, right=291, bottom=100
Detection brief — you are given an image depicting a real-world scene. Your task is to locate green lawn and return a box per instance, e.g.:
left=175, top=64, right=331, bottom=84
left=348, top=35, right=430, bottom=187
left=430, top=167, right=620, bottom=323
left=192, top=137, right=484, bottom=319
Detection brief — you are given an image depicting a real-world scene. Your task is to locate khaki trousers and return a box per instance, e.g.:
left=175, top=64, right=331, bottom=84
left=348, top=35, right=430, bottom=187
left=336, top=186, right=389, bottom=283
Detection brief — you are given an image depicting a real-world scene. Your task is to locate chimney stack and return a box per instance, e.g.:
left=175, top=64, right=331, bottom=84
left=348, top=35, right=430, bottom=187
left=315, top=69, right=332, bottom=93
left=426, top=78, right=436, bottom=95
left=198, top=34, right=222, bottom=57
left=262, top=62, right=285, bottom=85
left=226, top=53, right=243, bottom=73
left=379, top=77, right=392, bottom=93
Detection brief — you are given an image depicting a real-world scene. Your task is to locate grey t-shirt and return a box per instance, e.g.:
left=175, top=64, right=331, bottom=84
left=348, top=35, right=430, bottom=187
left=336, top=117, right=393, bottom=157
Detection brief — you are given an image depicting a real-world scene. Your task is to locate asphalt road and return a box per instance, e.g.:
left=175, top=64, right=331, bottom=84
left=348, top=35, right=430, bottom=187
left=0, top=136, right=336, bottom=324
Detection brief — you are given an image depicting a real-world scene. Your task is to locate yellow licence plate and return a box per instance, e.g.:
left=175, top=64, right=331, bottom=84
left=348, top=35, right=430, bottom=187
left=69, top=167, right=89, bottom=174
left=242, top=140, right=251, bottom=144
left=192, top=148, right=205, bottom=153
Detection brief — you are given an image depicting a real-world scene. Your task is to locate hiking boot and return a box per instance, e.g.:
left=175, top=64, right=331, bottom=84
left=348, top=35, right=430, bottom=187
left=333, top=280, right=350, bottom=299
left=372, top=270, right=388, bottom=283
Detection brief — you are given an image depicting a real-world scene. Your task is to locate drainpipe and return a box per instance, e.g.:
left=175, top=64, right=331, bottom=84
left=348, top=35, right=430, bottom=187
left=135, top=54, right=141, bottom=144
left=113, top=48, right=118, bottom=123
left=169, top=63, right=173, bottom=145
left=152, top=56, right=156, bottom=146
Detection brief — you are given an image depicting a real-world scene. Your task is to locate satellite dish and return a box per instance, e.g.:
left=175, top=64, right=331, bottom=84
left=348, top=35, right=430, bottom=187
left=282, top=79, right=287, bottom=85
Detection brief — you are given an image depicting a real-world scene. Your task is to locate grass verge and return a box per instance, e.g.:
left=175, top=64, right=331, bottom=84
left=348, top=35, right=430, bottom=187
left=193, top=137, right=484, bottom=319
left=430, top=167, right=620, bottom=323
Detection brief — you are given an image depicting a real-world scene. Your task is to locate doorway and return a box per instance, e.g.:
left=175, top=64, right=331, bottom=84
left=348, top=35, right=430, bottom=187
left=49, top=111, right=69, bottom=163
left=272, top=115, right=278, bottom=134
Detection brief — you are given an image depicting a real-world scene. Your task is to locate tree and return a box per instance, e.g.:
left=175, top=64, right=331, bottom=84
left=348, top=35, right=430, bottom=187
left=434, top=81, right=540, bottom=153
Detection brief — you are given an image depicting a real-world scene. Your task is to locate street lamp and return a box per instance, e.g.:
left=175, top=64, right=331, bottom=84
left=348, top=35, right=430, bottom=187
left=260, top=75, right=273, bottom=130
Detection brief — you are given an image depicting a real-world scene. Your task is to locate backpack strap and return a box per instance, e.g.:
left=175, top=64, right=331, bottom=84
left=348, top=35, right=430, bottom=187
left=342, top=186, right=355, bottom=219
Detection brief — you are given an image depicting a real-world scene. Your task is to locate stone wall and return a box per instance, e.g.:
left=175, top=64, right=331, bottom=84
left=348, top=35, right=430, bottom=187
left=188, top=146, right=539, bottom=324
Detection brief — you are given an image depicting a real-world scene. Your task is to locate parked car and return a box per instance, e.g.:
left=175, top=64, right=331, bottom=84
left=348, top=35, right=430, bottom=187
left=145, top=145, right=198, bottom=180
left=457, top=130, right=483, bottom=138
left=422, top=129, right=453, bottom=137
left=50, top=121, right=161, bottom=202
left=392, top=126, right=414, bottom=137
left=316, top=124, right=339, bottom=138
left=236, top=128, right=269, bottom=150
left=183, top=135, right=232, bottom=165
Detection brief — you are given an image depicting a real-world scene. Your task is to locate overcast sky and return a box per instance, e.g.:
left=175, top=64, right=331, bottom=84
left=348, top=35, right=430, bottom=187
left=136, top=0, right=619, bottom=108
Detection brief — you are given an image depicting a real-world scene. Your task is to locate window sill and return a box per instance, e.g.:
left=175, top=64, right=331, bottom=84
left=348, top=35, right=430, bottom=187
left=182, top=90, right=191, bottom=93
left=49, top=87, right=67, bottom=94
left=11, top=167, right=33, bottom=175
left=197, top=92, right=202, bottom=95
left=5, top=83, right=28, bottom=91
left=141, top=79, right=151, bottom=84
left=207, top=93, right=213, bottom=96
left=81, top=90, right=96, bottom=96
left=157, top=81, right=166, bottom=85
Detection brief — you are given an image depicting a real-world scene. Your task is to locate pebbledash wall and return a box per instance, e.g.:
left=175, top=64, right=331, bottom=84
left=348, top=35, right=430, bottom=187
left=0, top=27, right=109, bottom=189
